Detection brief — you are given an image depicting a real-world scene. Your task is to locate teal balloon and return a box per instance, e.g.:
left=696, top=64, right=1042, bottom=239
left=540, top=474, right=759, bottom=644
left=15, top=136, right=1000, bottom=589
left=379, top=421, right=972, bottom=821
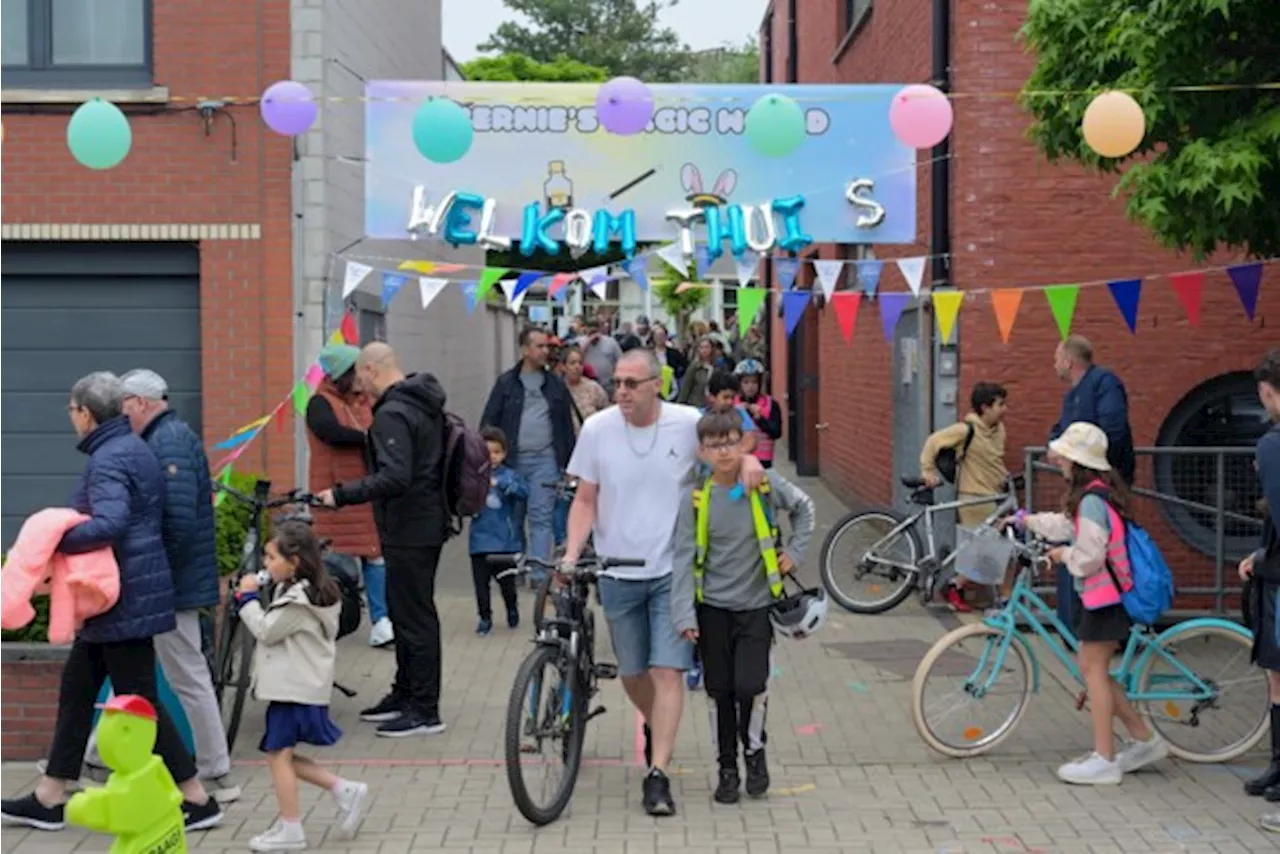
left=746, top=94, right=805, bottom=158
left=67, top=98, right=132, bottom=170
left=412, top=98, right=473, bottom=164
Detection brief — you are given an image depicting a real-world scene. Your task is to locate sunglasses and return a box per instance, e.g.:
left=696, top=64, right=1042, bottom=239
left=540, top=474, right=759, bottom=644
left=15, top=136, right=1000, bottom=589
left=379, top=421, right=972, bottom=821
left=613, top=376, right=658, bottom=391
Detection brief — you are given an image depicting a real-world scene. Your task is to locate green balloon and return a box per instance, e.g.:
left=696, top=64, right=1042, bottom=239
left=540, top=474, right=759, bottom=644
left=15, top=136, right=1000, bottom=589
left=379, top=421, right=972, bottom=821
left=746, top=94, right=806, bottom=158
left=67, top=98, right=132, bottom=170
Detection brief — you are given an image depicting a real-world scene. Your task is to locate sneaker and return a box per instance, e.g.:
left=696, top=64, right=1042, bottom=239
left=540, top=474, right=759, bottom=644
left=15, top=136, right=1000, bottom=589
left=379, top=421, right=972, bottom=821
left=476, top=618, right=493, bottom=636
left=1115, top=734, right=1169, bottom=774
left=744, top=749, right=770, bottom=797
left=1056, top=752, right=1123, bottom=786
left=249, top=818, right=307, bottom=851
left=0, top=793, right=65, bottom=831
left=333, top=780, right=370, bottom=835
left=182, top=797, right=224, bottom=831
left=376, top=711, right=447, bottom=738
left=202, top=773, right=243, bottom=804
left=686, top=664, right=702, bottom=691
left=642, top=768, right=676, bottom=816
left=945, top=586, right=973, bottom=613
left=713, top=767, right=740, bottom=804
left=1262, top=811, right=1280, bottom=833
left=507, top=605, right=520, bottom=629
left=359, top=692, right=405, bottom=723
left=1246, top=761, right=1280, bottom=797
left=369, top=617, right=395, bottom=648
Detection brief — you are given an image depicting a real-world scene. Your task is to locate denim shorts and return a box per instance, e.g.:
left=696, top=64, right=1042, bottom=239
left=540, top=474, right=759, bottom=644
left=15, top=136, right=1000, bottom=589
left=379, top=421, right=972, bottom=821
left=598, top=574, right=694, bottom=678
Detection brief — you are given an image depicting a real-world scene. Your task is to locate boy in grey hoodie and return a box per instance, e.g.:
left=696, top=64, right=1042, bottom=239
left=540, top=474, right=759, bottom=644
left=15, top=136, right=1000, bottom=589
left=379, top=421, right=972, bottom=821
left=670, top=411, right=815, bottom=804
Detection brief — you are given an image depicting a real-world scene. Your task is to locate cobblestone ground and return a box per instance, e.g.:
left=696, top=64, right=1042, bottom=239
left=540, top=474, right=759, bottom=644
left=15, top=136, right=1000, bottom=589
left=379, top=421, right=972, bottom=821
left=3, top=465, right=1276, bottom=853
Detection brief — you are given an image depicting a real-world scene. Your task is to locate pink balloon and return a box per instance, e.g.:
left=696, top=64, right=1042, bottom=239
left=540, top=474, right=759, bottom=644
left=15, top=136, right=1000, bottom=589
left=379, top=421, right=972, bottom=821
left=889, top=84, right=953, bottom=149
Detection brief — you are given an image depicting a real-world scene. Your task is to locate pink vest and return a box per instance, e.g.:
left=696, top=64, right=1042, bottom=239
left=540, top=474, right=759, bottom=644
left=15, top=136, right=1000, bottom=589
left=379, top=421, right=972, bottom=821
left=736, top=394, right=774, bottom=462
left=1076, top=481, right=1133, bottom=611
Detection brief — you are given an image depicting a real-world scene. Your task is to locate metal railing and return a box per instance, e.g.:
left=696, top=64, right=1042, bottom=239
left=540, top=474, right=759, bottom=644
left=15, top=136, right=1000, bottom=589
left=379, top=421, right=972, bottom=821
left=1022, top=445, right=1264, bottom=617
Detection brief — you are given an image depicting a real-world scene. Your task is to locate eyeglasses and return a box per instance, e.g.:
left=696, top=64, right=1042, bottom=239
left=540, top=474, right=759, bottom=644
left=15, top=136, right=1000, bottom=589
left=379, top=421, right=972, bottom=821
left=613, top=376, right=658, bottom=391
left=700, top=439, right=741, bottom=453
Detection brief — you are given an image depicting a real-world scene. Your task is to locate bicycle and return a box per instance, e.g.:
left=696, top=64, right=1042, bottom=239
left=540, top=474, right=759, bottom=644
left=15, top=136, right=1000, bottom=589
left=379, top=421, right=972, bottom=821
left=911, top=527, right=1271, bottom=762
left=488, top=551, right=644, bottom=826
left=531, top=478, right=596, bottom=635
left=819, top=473, right=1024, bottom=614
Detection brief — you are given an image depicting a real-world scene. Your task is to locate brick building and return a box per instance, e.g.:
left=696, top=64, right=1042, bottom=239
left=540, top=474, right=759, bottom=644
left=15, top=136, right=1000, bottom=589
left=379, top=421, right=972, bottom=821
left=760, top=0, right=1273, bottom=598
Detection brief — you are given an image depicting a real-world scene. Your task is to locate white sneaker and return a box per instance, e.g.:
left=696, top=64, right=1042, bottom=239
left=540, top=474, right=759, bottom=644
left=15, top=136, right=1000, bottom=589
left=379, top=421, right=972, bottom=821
left=333, top=780, right=370, bottom=835
left=249, top=819, right=307, bottom=851
left=202, top=773, right=242, bottom=803
left=369, top=617, right=394, bottom=647
left=1056, top=752, right=1123, bottom=785
left=1262, top=811, right=1280, bottom=833
left=1115, top=734, right=1169, bottom=773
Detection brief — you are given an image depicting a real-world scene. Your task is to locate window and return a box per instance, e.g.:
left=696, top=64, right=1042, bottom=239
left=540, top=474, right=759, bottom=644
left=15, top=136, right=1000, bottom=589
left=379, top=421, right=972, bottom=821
left=1153, top=372, right=1269, bottom=558
left=357, top=307, right=386, bottom=344
left=844, top=0, right=872, bottom=33
left=2, top=0, right=151, bottom=88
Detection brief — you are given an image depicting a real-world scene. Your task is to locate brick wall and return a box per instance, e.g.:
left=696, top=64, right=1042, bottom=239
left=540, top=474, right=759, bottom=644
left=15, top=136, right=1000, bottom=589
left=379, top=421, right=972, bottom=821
left=0, top=0, right=296, bottom=486
left=0, top=649, right=68, bottom=761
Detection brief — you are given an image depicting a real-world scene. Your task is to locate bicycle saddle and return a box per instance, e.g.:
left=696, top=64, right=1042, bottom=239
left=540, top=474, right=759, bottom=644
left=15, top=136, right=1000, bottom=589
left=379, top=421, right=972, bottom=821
left=900, top=475, right=927, bottom=489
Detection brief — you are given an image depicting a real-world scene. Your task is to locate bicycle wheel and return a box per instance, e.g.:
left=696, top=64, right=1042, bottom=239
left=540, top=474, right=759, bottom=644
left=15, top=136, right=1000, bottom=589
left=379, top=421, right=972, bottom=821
left=912, top=622, right=1033, bottom=758
left=820, top=510, right=921, bottom=614
left=505, top=644, right=585, bottom=826
left=1134, top=621, right=1270, bottom=763
left=217, top=622, right=255, bottom=753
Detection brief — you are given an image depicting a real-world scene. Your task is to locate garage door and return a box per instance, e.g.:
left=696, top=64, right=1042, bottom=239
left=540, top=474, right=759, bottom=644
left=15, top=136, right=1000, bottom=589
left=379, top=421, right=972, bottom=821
left=1, top=242, right=202, bottom=547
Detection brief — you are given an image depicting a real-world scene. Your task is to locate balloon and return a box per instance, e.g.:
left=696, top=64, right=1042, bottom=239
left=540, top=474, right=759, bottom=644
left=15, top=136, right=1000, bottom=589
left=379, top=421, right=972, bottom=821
left=259, top=81, right=317, bottom=136
left=564, top=208, right=593, bottom=252
left=412, top=98, right=473, bottom=164
left=520, top=203, right=563, bottom=256
left=888, top=84, right=953, bottom=149
left=67, top=99, right=132, bottom=170
left=745, top=94, right=805, bottom=157
left=703, top=206, right=737, bottom=261
left=741, top=204, right=776, bottom=254
left=595, top=77, right=653, bottom=136
left=846, top=178, right=886, bottom=228
left=665, top=209, right=703, bottom=258
left=593, top=209, right=637, bottom=257
left=406, top=187, right=455, bottom=237
left=476, top=197, right=511, bottom=250
left=724, top=205, right=749, bottom=257
left=443, top=192, right=484, bottom=246
left=771, top=195, right=813, bottom=253
left=1082, top=91, right=1145, bottom=158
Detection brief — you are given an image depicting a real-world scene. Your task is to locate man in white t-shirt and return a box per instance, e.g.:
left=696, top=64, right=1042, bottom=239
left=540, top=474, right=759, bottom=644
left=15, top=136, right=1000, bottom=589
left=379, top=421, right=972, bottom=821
left=562, top=349, right=763, bottom=816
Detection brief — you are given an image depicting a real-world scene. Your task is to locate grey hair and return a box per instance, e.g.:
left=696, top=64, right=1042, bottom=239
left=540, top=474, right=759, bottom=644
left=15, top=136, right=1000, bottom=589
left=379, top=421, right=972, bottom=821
left=70, top=372, right=124, bottom=424
left=618, top=347, right=661, bottom=378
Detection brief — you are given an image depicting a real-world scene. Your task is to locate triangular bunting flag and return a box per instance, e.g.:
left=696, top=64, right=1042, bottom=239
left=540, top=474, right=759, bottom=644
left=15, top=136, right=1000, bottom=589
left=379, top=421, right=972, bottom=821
left=213, top=465, right=234, bottom=508
left=304, top=363, right=325, bottom=390
left=475, top=267, right=507, bottom=302
left=1043, top=285, right=1080, bottom=340
left=675, top=281, right=699, bottom=295
left=656, top=243, right=687, bottom=275
left=736, top=286, right=769, bottom=337
left=381, top=272, right=408, bottom=308
left=989, top=289, right=1022, bottom=344
left=548, top=272, right=575, bottom=298
left=830, top=292, right=862, bottom=343
left=1227, top=263, right=1263, bottom=321
left=856, top=259, right=884, bottom=296
left=342, top=261, right=372, bottom=298
left=931, top=291, right=963, bottom=344
left=878, top=293, right=909, bottom=341
left=774, top=257, right=800, bottom=290
left=694, top=245, right=712, bottom=280
left=418, top=277, right=448, bottom=310
left=733, top=255, right=758, bottom=287
left=512, top=271, right=541, bottom=299
left=339, top=311, right=359, bottom=345
left=550, top=277, right=571, bottom=303
left=291, top=380, right=311, bottom=416
left=1168, top=271, right=1204, bottom=326
left=896, top=256, right=926, bottom=297
left=813, top=260, right=843, bottom=301
left=626, top=257, right=649, bottom=290
left=326, top=328, right=345, bottom=346
left=499, top=278, right=527, bottom=314
left=782, top=290, right=810, bottom=338
left=579, top=265, right=610, bottom=300
left=398, top=261, right=467, bottom=275
left=461, top=281, right=480, bottom=314
left=1107, top=278, right=1142, bottom=334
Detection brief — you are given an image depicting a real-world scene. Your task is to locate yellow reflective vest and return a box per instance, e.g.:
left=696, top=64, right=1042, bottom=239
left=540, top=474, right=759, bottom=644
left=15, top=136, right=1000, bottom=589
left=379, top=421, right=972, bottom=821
left=692, top=475, right=784, bottom=604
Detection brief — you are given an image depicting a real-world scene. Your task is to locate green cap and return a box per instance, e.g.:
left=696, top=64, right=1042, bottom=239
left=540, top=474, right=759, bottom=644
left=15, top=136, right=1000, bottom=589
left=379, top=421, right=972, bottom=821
left=318, top=343, right=360, bottom=379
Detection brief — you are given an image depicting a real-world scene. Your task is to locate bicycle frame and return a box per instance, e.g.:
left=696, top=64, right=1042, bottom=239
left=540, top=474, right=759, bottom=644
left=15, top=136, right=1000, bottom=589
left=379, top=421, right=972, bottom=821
left=864, top=491, right=1019, bottom=577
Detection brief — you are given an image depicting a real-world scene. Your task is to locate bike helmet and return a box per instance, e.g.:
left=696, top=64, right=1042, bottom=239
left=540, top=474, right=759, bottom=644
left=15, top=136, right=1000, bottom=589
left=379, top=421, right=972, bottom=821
left=734, top=358, right=765, bottom=377
left=769, top=577, right=828, bottom=640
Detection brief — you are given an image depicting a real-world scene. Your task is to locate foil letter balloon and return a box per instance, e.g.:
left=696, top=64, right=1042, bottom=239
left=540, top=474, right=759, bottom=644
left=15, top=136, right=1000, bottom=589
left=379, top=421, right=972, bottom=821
left=476, top=198, right=511, bottom=250
left=742, top=204, right=776, bottom=254
left=407, top=187, right=455, bottom=238
left=664, top=208, right=704, bottom=259
left=442, top=192, right=484, bottom=246
left=563, top=208, right=593, bottom=253
left=592, top=209, right=638, bottom=257
left=771, top=195, right=813, bottom=253
left=725, top=205, right=749, bottom=257
left=846, top=178, right=886, bottom=229
left=520, top=203, right=564, bottom=257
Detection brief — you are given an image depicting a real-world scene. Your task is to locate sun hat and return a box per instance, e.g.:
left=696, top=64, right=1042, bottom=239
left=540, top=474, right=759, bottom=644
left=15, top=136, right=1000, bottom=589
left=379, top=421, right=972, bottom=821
left=1049, top=422, right=1111, bottom=472
left=318, top=343, right=360, bottom=379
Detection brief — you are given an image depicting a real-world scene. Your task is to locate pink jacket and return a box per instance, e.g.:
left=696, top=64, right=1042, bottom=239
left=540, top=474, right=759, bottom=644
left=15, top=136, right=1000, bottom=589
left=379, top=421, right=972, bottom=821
left=1, top=508, right=121, bottom=644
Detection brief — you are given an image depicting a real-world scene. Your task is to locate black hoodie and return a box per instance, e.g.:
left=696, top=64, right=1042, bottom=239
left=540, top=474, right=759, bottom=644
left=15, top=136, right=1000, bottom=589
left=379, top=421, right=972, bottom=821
left=334, top=372, right=449, bottom=548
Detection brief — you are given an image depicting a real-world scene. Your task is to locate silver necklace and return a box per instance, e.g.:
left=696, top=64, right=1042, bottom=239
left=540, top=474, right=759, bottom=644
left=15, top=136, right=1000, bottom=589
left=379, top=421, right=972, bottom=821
left=623, top=408, right=661, bottom=458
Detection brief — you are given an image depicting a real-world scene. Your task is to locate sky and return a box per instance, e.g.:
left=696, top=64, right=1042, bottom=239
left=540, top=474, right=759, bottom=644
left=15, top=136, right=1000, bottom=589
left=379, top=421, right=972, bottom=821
left=443, top=0, right=770, bottom=61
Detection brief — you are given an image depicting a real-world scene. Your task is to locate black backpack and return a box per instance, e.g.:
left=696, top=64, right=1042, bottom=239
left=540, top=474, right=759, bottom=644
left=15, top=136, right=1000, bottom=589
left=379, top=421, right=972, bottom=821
left=935, top=421, right=976, bottom=484
left=440, top=411, right=492, bottom=538
left=322, top=552, right=363, bottom=640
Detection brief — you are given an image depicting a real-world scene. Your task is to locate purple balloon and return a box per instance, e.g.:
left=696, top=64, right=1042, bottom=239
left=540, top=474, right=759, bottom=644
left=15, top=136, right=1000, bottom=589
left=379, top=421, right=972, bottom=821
left=596, top=76, right=653, bottom=136
left=260, top=80, right=317, bottom=136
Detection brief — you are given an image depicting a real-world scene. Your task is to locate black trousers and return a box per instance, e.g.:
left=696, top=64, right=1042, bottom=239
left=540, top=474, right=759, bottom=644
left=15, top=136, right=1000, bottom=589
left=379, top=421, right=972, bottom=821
left=46, top=637, right=197, bottom=784
left=470, top=554, right=517, bottom=621
left=384, top=545, right=443, bottom=717
left=696, top=604, right=772, bottom=769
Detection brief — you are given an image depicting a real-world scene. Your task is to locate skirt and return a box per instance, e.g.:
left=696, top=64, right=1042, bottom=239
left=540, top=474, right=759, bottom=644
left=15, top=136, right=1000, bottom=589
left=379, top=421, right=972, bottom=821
left=259, top=702, right=344, bottom=753
left=1251, top=579, right=1280, bottom=672
left=1076, top=603, right=1132, bottom=644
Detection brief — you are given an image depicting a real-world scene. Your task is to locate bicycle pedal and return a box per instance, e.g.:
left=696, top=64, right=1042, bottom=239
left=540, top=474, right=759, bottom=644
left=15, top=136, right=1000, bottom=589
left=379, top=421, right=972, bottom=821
left=586, top=706, right=607, bottom=722
left=594, top=662, right=619, bottom=680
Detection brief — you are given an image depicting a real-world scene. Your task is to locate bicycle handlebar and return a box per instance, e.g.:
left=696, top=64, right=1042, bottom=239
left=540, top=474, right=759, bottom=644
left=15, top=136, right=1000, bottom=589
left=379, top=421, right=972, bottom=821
left=486, top=552, right=645, bottom=580
left=214, top=482, right=325, bottom=510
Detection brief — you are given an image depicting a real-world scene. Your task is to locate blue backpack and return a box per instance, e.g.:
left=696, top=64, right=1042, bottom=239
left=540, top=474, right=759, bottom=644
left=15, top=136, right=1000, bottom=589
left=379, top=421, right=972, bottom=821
left=1088, top=486, right=1175, bottom=625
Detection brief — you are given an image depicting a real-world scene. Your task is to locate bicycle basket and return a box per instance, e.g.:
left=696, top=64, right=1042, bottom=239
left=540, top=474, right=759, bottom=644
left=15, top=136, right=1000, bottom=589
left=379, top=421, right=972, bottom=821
left=954, top=526, right=1015, bottom=586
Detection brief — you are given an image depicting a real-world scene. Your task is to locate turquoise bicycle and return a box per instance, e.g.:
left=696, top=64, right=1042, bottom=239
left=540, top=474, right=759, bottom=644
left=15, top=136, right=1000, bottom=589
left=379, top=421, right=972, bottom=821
left=911, top=530, right=1271, bottom=762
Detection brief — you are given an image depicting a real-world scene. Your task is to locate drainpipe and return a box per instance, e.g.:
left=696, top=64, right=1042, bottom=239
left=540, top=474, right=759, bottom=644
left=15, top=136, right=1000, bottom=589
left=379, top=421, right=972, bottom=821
left=787, top=0, right=797, bottom=84
left=926, top=0, right=951, bottom=436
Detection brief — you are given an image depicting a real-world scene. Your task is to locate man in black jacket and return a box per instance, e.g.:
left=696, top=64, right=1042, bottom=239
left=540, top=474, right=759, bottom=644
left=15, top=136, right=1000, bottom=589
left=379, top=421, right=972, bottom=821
left=318, top=342, right=449, bottom=738
left=481, top=327, right=576, bottom=585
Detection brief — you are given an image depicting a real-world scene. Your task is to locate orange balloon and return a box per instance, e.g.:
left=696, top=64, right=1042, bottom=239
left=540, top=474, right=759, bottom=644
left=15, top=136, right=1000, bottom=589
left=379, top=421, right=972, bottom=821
left=1082, top=91, right=1145, bottom=158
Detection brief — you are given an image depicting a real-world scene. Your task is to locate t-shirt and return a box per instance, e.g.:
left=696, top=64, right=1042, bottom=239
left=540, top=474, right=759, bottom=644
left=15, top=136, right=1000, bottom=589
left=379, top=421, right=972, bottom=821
left=566, top=403, right=702, bottom=580
left=583, top=336, right=623, bottom=394
left=517, top=371, right=554, bottom=456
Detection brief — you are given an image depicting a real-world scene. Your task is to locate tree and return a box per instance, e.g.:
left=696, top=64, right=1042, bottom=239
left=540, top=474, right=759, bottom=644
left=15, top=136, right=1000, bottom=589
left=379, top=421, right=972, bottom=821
left=1020, top=0, right=1280, bottom=259
left=460, top=52, right=609, bottom=83
left=478, top=0, right=691, bottom=82
left=682, top=38, right=760, bottom=84
left=650, top=257, right=710, bottom=338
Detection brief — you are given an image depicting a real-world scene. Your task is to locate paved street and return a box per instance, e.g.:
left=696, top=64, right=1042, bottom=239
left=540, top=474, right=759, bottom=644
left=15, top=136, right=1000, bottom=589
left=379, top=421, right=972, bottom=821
left=3, top=465, right=1275, bottom=853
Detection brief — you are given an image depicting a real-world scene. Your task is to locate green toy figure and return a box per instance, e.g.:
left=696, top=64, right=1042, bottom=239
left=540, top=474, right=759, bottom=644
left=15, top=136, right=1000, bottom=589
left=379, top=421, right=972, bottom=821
left=66, top=695, right=186, bottom=854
